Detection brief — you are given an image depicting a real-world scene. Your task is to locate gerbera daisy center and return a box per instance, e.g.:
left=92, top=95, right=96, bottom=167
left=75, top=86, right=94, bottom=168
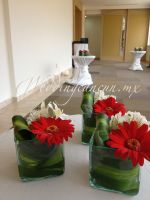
left=106, top=107, right=113, bottom=111
left=46, top=125, right=59, bottom=133
left=126, top=138, right=141, bottom=151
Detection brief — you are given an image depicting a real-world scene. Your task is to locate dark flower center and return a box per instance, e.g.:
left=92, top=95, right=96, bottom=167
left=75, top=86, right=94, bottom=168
left=106, top=107, right=113, bottom=111
left=46, top=125, right=58, bottom=133
left=126, top=138, right=141, bottom=151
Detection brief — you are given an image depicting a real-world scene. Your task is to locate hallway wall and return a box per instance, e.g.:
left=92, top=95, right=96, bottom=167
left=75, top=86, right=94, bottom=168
left=0, top=0, right=73, bottom=104
left=0, top=0, right=12, bottom=103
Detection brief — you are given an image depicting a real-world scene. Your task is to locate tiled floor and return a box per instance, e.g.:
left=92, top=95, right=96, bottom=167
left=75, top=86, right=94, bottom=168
left=0, top=60, right=150, bottom=133
left=0, top=73, right=71, bottom=133
left=47, top=60, right=150, bottom=118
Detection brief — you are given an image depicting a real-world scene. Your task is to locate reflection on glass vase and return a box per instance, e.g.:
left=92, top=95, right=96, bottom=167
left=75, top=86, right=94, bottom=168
left=89, top=137, right=140, bottom=195
left=15, top=139, right=64, bottom=181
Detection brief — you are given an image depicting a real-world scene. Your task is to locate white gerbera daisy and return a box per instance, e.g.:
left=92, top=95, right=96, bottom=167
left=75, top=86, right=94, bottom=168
left=124, top=111, right=148, bottom=127
left=110, top=112, right=125, bottom=130
left=94, top=90, right=116, bottom=103
left=110, top=111, right=149, bottom=130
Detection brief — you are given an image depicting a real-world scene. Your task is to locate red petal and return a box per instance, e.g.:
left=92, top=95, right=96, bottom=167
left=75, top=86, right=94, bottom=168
left=105, top=97, right=116, bottom=106
left=118, top=124, right=129, bottom=139
left=141, top=135, right=150, bottom=152
left=129, top=121, right=138, bottom=138
left=109, top=133, right=125, bottom=145
left=136, top=124, right=149, bottom=141
left=107, top=141, right=123, bottom=149
left=138, top=154, right=144, bottom=166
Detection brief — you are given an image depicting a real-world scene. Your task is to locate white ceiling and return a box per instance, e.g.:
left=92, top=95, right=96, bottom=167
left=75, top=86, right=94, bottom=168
left=81, top=0, right=150, bottom=9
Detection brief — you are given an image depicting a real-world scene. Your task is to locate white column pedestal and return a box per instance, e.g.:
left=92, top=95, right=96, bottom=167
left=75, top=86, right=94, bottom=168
left=129, top=51, right=146, bottom=71
left=66, top=56, right=95, bottom=86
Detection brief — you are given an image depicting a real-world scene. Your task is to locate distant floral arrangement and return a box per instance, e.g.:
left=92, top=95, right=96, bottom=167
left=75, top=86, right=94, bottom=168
left=79, top=49, right=89, bottom=56
left=134, top=47, right=144, bottom=51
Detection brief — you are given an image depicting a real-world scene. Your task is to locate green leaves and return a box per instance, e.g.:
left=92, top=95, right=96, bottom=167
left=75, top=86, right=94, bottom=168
left=12, top=115, right=34, bottom=141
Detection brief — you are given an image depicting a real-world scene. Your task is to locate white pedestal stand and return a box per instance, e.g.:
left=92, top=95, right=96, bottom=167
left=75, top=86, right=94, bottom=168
left=66, top=56, right=95, bottom=86
left=129, top=51, right=146, bottom=71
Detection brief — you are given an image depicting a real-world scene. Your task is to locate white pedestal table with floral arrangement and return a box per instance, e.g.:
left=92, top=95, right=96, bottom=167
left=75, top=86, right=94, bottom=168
left=66, top=56, right=95, bottom=86
left=129, top=51, right=146, bottom=71
left=0, top=114, right=150, bottom=200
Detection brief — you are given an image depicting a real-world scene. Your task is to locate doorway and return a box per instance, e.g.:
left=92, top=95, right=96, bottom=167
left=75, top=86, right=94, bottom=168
left=75, top=6, right=82, bottom=41
left=85, top=15, right=101, bottom=59
left=101, top=10, right=127, bottom=61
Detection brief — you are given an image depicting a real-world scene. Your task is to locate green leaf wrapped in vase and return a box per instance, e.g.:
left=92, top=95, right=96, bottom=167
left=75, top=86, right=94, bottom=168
left=12, top=102, right=74, bottom=181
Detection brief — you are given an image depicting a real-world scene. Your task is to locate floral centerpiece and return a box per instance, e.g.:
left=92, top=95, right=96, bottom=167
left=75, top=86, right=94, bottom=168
left=134, top=47, right=144, bottom=51
left=12, top=102, right=74, bottom=181
left=81, top=89, right=150, bottom=195
left=79, top=50, right=89, bottom=56
left=81, top=89, right=126, bottom=144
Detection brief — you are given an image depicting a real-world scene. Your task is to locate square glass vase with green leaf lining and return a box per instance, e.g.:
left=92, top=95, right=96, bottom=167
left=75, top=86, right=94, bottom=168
left=89, top=144, right=140, bottom=195
left=89, top=114, right=140, bottom=195
left=13, top=116, right=65, bottom=181
left=12, top=102, right=75, bottom=182
left=15, top=140, right=64, bottom=181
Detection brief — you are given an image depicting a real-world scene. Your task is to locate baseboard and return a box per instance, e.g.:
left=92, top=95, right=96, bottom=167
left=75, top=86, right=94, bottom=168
left=0, top=68, right=72, bottom=109
left=0, top=97, right=17, bottom=110
left=17, top=68, right=72, bottom=102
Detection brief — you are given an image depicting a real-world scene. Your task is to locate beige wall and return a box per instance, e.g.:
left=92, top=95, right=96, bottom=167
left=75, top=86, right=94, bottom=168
left=73, top=0, right=83, bottom=40
left=85, top=15, right=101, bottom=58
left=101, top=10, right=127, bottom=61
left=125, top=9, right=150, bottom=61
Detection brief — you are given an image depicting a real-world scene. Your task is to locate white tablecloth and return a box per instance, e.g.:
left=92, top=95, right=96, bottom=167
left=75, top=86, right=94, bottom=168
left=69, top=56, right=95, bottom=86
left=72, top=56, right=95, bottom=68
left=0, top=115, right=150, bottom=200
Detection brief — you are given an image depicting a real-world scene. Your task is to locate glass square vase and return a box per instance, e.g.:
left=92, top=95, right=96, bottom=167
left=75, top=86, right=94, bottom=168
left=89, top=143, right=140, bottom=195
left=15, top=139, right=64, bottom=181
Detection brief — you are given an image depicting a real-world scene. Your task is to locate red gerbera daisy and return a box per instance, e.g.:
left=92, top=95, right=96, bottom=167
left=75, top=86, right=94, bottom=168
left=29, top=117, right=74, bottom=145
left=93, top=97, right=126, bottom=117
left=107, top=121, right=150, bottom=166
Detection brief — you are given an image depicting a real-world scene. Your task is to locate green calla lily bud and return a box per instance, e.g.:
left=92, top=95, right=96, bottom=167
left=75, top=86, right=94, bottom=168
left=81, top=89, right=94, bottom=115
left=12, top=115, right=34, bottom=141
